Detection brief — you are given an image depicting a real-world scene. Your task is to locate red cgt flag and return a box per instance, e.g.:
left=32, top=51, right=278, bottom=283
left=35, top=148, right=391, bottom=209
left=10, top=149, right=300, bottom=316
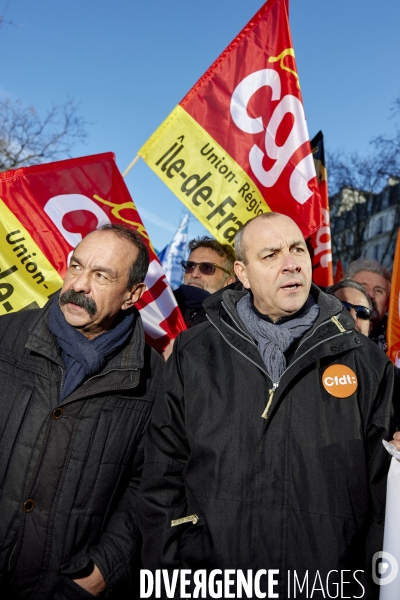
left=309, top=131, right=333, bottom=287
left=139, top=0, right=322, bottom=244
left=0, top=152, right=186, bottom=351
left=387, top=230, right=400, bottom=364
left=334, top=259, right=344, bottom=284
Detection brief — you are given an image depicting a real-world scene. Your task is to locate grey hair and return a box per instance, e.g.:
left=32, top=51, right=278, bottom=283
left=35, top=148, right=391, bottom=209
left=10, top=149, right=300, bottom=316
left=234, top=212, right=281, bottom=264
left=327, top=279, right=373, bottom=310
left=188, top=236, right=235, bottom=275
left=345, top=258, right=391, bottom=288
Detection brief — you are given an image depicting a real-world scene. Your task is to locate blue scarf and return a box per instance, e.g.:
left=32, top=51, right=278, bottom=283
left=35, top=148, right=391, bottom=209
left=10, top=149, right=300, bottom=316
left=49, top=295, right=135, bottom=401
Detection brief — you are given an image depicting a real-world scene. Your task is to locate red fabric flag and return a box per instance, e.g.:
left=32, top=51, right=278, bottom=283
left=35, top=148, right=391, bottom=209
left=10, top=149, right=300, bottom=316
left=309, top=131, right=333, bottom=287
left=139, top=0, right=322, bottom=243
left=387, top=230, right=400, bottom=364
left=0, top=152, right=186, bottom=351
left=334, top=260, right=344, bottom=284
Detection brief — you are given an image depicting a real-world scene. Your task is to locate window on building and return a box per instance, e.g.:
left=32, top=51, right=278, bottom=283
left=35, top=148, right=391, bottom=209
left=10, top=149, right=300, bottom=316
left=373, top=244, right=381, bottom=261
left=375, top=215, right=385, bottom=235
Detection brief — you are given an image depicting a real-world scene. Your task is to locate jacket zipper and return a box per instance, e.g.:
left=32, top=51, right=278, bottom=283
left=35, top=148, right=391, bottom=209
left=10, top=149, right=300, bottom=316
left=206, top=318, right=272, bottom=382
left=331, top=315, right=346, bottom=332
left=213, top=305, right=352, bottom=420
left=8, top=540, right=18, bottom=572
left=84, top=367, right=137, bottom=385
left=171, top=514, right=199, bottom=527
left=58, top=365, right=65, bottom=395
left=220, top=302, right=256, bottom=345
left=261, top=383, right=279, bottom=419
left=57, top=368, right=138, bottom=407
left=260, top=329, right=352, bottom=419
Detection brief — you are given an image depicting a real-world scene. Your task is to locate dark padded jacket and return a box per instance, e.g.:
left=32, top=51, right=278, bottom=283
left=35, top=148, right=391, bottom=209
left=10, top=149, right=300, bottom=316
left=138, top=285, right=395, bottom=599
left=173, top=285, right=208, bottom=328
left=0, top=302, right=163, bottom=599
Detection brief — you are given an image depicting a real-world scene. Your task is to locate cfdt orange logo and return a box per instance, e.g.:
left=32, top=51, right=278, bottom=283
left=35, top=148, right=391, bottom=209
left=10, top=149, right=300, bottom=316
left=322, top=365, right=358, bottom=398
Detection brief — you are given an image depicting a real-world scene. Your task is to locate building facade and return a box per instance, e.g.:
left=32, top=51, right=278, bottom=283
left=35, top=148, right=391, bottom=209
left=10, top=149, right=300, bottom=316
left=330, top=178, right=400, bottom=272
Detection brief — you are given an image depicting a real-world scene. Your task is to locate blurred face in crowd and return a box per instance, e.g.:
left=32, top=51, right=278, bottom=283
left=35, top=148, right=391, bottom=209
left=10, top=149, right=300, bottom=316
left=59, top=230, right=145, bottom=339
left=184, top=247, right=235, bottom=294
left=333, top=287, right=372, bottom=337
left=234, top=215, right=312, bottom=321
left=351, top=270, right=390, bottom=325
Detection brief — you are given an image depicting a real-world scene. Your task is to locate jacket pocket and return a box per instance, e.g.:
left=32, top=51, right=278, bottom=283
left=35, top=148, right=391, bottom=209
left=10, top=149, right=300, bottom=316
left=4, top=527, right=20, bottom=579
left=73, top=409, right=113, bottom=508
left=54, top=576, right=97, bottom=600
left=175, top=503, right=212, bottom=569
left=0, top=385, right=34, bottom=487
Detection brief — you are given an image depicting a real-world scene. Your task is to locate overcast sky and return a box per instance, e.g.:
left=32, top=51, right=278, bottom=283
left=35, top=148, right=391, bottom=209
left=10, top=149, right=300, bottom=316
left=1, top=0, right=399, bottom=249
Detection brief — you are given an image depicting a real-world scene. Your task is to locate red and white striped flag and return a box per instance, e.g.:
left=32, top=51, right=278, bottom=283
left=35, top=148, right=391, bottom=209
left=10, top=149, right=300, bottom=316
left=0, top=152, right=186, bottom=352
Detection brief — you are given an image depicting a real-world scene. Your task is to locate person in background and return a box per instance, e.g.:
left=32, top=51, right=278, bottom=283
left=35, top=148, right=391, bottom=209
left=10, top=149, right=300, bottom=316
left=174, top=236, right=236, bottom=327
left=327, top=279, right=372, bottom=337
left=345, top=258, right=391, bottom=351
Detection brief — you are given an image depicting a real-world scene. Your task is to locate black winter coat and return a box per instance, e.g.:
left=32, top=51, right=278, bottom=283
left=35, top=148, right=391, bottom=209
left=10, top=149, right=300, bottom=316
left=173, top=285, right=208, bottom=328
left=0, top=303, right=163, bottom=599
left=138, top=285, right=395, bottom=599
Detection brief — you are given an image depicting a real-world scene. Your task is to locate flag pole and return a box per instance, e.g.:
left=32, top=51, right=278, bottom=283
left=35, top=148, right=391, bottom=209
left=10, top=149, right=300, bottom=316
left=122, top=155, right=141, bottom=178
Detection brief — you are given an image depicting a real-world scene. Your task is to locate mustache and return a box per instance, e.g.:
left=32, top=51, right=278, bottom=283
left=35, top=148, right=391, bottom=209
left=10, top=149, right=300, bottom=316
left=59, top=290, right=97, bottom=317
left=186, top=279, right=205, bottom=288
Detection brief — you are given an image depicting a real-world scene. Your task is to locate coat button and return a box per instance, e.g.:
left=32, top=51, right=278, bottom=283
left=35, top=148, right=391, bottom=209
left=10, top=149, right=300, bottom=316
left=52, top=408, right=63, bottom=419
left=354, top=337, right=360, bottom=344
left=23, top=499, right=35, bottom=513
left=331, top=346, right=339, bottom=351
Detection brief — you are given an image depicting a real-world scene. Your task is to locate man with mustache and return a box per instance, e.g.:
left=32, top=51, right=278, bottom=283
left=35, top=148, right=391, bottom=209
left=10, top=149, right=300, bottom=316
left=139, top=213, right=394, bottom=599
left=0, top=224, right=163, bottom=599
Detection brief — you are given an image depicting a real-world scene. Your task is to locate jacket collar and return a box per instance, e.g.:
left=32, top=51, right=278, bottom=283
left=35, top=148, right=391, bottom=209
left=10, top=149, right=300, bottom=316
left=203, top=282, right=361, bottom=383
left=204, top=283, right=364, bottom=430
left=204, top=282, right=356, bottom=336
left=25, top=297, right=145, bottom=399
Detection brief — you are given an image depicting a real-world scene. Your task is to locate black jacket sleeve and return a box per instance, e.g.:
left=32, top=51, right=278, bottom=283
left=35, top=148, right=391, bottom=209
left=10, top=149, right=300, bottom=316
left=89, top=350, right=165, bottom=592
left=138, top=336, right=190, bottom=572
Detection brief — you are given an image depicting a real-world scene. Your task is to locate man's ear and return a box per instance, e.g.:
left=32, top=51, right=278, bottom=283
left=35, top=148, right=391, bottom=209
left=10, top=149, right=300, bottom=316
left=121, top=283, right=146, bottom=310
left=234, top=261, right=251, bottom=289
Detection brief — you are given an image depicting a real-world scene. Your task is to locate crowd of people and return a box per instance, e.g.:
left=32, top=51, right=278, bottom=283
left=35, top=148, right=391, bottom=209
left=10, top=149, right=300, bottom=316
left=0, top=213, right=397, bottom=599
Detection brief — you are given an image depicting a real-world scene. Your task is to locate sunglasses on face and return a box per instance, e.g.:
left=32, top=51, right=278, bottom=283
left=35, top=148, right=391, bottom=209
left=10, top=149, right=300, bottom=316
left=341, top=301, right=371, bottom=321
left=181, top=260, right=231, bottom=276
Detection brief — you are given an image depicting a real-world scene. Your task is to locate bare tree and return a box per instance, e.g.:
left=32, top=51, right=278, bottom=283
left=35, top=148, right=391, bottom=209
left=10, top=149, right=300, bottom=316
left=328, top=97, right=400, bottom=267
left=0, top=96, right=88, bottom=171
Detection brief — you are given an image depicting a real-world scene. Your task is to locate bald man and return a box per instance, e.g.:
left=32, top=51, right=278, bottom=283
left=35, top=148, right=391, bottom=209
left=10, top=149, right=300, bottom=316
left=139, top=213, right=394, bottom=599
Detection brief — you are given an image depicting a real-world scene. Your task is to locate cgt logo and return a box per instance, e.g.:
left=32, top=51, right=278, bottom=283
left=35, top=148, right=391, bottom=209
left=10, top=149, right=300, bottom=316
left=230, top=67, right=315, bottom=205
left=313, top=208, right=332, bottom=269
left=44, top=194, right=111, bottom=266
left=322, top=365, right=358, bottom=398
left=44, top=194, right=111, bottom=249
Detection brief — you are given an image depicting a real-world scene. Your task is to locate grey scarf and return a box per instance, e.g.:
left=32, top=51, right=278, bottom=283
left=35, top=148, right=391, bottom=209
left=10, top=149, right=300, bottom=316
left=237, top=293, right=319, bottom=383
